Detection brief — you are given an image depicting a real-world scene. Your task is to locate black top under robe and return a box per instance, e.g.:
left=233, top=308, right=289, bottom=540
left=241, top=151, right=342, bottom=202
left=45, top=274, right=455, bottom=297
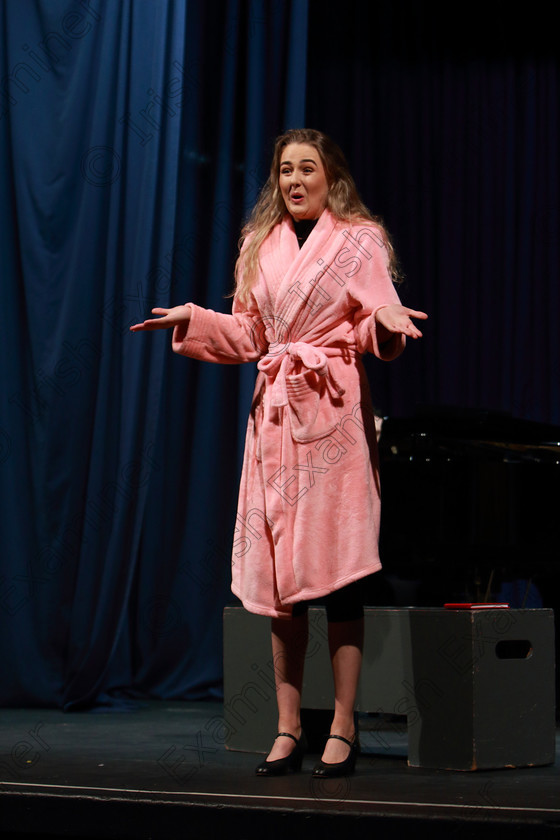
left=292, top=217, right=319, bottom=248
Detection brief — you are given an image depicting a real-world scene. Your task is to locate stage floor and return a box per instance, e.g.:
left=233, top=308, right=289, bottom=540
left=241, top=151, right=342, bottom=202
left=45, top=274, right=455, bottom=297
left=1, top=701, right=559, bottom=839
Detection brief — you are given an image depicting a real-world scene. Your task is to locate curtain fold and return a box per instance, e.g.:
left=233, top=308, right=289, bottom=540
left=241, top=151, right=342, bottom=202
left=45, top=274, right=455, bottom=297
left=0, top=0, right=308, bottom=709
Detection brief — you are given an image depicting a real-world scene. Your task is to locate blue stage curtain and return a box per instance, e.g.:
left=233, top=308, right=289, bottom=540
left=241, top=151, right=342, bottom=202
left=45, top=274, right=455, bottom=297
left=2, top=0, right=558, bottom=712
left=0, top=0, right=308, bottom=709
left=306, top=1, right=559, bottom=426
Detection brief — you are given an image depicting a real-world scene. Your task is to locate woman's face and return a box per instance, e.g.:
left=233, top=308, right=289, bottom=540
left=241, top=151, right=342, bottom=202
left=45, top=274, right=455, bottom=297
left=279, top=143, right=329, bottom=220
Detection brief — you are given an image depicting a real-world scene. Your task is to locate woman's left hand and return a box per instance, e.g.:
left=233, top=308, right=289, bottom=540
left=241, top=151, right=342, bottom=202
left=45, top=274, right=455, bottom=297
left=375, top=304, right=428, bottom=339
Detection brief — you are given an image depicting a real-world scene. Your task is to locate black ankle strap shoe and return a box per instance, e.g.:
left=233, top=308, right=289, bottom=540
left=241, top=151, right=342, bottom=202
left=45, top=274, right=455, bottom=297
left=311, top=733, right=360, bottom=778
left=255, top=731, right=307, bottom=776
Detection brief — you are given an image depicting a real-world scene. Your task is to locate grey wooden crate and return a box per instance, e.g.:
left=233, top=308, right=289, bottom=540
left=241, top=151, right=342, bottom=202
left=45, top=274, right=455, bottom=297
left=223, top=605, right=556, bottom=770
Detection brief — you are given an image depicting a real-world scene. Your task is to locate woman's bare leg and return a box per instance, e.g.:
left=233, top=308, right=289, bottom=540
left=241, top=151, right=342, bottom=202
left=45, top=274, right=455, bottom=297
left=265, top=612, right=308, bottom=760
left=320, top=617, right=364, bottom=763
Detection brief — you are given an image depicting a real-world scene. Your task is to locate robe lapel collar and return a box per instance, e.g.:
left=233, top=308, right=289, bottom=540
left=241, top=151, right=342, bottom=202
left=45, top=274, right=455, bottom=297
left=273, top=210, right=341, bottom=331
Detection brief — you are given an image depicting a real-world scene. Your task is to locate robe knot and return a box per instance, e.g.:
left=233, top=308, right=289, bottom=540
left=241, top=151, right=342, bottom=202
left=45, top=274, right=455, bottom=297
left=257, top=341, right=346, bottom=409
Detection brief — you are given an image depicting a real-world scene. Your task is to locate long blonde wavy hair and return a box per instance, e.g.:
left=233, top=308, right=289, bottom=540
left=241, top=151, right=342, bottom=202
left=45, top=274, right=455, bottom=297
left=233, top=128, right=401, bottom=305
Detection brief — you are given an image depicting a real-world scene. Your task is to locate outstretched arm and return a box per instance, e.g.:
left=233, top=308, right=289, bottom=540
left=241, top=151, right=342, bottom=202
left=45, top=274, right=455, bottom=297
left=131, top=300, right=262, bottom=364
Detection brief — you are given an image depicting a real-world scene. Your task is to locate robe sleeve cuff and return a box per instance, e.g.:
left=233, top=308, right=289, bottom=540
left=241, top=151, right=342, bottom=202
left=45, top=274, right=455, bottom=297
left=171, top=303, right=204, bottom=356
left=370, top=305, right=406, bottom=360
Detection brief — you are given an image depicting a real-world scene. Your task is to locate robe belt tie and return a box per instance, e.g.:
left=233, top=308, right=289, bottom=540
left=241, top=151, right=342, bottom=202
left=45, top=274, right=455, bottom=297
left=257, top=342, right=348, bottom=409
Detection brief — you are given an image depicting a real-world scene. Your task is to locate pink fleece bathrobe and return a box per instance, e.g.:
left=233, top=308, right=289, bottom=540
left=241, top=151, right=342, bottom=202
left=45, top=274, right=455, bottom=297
left=172, top=209, right=405, bottom=618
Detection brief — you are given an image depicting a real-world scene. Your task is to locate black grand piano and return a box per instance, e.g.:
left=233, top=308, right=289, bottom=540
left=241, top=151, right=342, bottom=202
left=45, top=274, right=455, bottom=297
left=376, top=406, right=560, bottom=606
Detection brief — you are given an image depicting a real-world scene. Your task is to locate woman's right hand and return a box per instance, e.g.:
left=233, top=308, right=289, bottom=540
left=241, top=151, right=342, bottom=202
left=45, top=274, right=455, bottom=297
left=130, top=305, right=191, bottom=332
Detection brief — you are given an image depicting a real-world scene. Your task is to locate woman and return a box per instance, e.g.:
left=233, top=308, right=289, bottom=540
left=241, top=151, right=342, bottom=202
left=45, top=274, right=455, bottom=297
left=131, top=129, right=427, bottom=777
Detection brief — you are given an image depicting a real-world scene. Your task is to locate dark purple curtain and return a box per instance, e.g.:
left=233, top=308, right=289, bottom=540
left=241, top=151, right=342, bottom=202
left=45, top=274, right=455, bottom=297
left=306, top=1, right=559, bottom=426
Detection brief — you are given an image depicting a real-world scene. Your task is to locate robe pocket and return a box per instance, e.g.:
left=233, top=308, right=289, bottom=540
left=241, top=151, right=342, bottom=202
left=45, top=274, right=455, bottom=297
left=286, top=370, right=340, bottom=443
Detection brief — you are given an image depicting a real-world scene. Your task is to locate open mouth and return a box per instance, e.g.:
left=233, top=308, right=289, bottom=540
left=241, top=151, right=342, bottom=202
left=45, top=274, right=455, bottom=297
left=290, top=192, right=304, bottom=202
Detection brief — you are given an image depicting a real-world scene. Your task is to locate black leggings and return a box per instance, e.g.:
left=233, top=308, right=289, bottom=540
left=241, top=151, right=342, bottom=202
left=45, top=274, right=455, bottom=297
left=291, top=578, right=365, bottom=623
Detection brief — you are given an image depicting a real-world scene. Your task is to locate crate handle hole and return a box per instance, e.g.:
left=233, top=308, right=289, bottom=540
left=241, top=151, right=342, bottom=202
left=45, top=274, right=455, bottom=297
left=495, top=640, right=532, bottom=659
